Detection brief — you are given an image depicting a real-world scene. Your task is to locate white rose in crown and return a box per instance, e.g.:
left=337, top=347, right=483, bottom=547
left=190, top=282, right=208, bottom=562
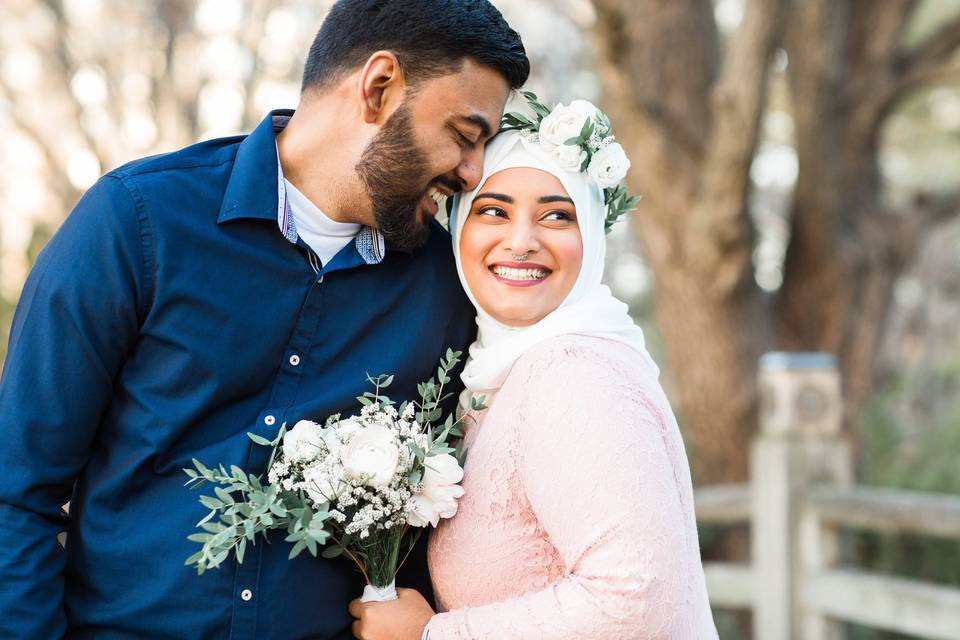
left=554, top=144, right=587, bottom=172
left=538, top=100, right=599, bottom=151
left=406, top=453, right=465, bottom=527
left=282, top=420, right=326, bottom=463
left=588, top=142, right=631, bottom=188
left=342, top=425, right=399, bottom=487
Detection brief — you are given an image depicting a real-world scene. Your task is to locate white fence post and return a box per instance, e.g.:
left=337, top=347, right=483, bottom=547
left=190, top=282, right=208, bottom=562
left=751, top=352, right=852, bottom=640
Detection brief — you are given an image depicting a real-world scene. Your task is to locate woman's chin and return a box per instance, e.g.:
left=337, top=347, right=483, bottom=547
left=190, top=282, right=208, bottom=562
left=480, top=302, right=552, bottom=328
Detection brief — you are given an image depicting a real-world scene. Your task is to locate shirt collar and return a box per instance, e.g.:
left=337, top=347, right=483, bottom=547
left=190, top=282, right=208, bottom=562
left=218, top=109, right=291, bottom=225
left=218, top=109, right=386, bottom=265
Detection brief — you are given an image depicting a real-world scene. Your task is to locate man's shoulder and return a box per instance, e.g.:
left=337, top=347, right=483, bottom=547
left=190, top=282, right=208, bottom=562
left=404, top=221, right=474, bottom=315
left=106, top=134, right=246, bottom=186
left=421, top=219, right=456, bottom=261
left=418, top=222, right=466, bottom=288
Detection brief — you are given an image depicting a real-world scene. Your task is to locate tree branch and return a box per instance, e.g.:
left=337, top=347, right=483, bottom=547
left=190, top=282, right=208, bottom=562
left=902, top=12, right=960, bottom=69
left=0, top=82, right=80, bottom=207
left=884, top=13, right=960, bottom=109
left=590, top=0, right=703, bottom=217
left=895, top=60, right=960, bottom=100
left=687, top=0, right=788, bottom=293
left=913, top=188, right=960, bottom=230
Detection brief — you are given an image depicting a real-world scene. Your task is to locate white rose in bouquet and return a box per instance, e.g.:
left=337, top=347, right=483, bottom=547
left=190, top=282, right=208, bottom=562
left=186, top=351, right=481, bottom=603
left=282, top=420, right=325, bottom=463
left=302, top=464, right=344, bottom=504
left=554, top=143, right=587, bottom=172
left=342, top=425, right=399, bottom=487
left=587, top=142, right=631, bottom=188
left=406, top=453, right=465, bottom=527
left=538, top=100, right=599, bottom=151
left=321, top=418, right=361, bottom=455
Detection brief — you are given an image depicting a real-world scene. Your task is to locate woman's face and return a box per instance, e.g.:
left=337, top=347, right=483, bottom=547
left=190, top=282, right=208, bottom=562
left=459, top=167, right=584, bottom=327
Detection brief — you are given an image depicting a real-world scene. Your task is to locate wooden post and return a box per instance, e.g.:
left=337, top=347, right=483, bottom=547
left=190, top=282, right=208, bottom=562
left=751, top=353, right=852, bottom=640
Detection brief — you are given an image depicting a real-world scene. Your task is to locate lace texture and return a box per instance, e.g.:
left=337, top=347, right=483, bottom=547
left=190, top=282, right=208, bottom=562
left=426, top=335, right=718, bottom=639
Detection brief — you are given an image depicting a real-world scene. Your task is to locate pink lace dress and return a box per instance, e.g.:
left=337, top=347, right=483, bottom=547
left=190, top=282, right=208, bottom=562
left=424, top=335, right=718, bottom=639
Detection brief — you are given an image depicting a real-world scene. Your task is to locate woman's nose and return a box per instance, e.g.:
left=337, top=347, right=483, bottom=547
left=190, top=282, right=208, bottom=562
left=506, top=218, right=540, bottom=256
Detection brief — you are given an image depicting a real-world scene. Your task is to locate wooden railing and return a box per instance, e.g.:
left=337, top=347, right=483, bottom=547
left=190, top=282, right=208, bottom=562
left=693, top=353, right=960, bottom=640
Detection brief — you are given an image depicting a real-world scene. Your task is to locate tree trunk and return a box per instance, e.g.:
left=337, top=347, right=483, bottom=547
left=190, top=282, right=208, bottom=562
left=592, top=0, right=783, bottom=482
left=590, top=0, right=960, bottom=483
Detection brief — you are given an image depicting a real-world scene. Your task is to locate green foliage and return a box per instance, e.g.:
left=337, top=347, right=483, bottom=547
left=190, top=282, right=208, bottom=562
left=183, top=425, right=332, bottom=574
left=844, top=360, right=960, bottom=639
left=603, top=184, right=642, bottom=234
left=184, top=348, right=483, bottom=580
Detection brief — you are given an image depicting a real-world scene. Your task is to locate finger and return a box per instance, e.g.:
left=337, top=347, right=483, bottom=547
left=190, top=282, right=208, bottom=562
left=348, top=598, right=364, bottom=618
left=351, top=619, right=363, bottom=639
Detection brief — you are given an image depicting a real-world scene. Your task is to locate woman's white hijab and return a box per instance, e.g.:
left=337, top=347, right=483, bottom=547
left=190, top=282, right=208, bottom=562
left=449, top=130, right=659, bottom=408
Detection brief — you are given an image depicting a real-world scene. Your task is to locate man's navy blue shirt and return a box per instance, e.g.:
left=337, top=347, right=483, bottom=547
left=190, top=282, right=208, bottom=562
left=0, top=111, right=476, bottom=639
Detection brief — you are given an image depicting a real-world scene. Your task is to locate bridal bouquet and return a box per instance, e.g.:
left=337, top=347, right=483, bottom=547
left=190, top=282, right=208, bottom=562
left=183, top=350, right=483, bottom=601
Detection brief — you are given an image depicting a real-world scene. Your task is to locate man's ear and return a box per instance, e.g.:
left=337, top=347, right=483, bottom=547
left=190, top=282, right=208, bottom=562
left=357, top=51, right=406, bottom=124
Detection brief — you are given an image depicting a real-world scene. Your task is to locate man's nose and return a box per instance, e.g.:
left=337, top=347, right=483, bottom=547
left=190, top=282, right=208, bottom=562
left=455, top=145, right=484, bottom=191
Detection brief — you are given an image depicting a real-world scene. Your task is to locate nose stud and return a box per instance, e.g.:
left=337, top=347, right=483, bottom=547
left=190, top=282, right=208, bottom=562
left=511, top=251, right=531, bottom=263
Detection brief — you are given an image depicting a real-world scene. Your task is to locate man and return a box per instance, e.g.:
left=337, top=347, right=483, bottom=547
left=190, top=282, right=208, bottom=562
left=0, top=1, right=528, bottom=637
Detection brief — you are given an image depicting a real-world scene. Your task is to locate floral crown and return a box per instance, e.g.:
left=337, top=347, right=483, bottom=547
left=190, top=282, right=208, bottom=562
left=500, top=91, right=640, bottom=233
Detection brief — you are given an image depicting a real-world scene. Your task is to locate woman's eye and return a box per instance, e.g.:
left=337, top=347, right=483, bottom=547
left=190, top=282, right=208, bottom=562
left=477, top=206, right=507, bottom=219
left=542, top=210, right=574, bottom=222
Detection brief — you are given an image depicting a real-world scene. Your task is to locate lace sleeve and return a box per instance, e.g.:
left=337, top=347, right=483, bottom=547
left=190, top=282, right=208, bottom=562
left=424, top=339, right=705, bottom=639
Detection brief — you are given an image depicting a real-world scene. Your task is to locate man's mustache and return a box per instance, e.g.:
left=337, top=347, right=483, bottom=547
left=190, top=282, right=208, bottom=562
left=432, top=175, right=462, bottom=195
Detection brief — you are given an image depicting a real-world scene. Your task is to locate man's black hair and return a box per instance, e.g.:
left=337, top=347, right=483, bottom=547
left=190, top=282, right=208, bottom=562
left=301, top=0, right=529, bottom=92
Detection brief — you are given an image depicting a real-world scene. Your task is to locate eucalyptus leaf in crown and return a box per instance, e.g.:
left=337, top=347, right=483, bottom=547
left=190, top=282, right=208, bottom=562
left=501, top=91, right=641, bottom=233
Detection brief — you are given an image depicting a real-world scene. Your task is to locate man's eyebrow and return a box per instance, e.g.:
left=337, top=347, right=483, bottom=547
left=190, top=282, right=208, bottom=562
left=475, top=192, right=513, bottom=203
left=457, top=114, right=493, bottom=139
left=539, top=195, right=574, bottom=205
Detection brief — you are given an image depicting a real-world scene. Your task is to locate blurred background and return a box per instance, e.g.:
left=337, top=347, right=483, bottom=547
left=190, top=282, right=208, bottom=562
left=1, top=0, right=958, bottom=638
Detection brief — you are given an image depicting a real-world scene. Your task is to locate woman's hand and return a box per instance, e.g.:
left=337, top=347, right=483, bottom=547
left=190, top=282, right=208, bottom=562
left=349, top=587, right=435, bottom=640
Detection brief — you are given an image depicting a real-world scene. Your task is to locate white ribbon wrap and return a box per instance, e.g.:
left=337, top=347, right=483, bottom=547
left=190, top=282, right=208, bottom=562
left=361, top=579, right=398, bottom=602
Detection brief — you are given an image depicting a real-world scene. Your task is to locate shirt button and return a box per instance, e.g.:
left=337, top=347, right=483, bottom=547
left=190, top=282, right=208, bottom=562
left=289, top=354, right=300, bottom=366
left=264, top=415, right=276, bottom=426
left=241, top=589, right=253, bottom=601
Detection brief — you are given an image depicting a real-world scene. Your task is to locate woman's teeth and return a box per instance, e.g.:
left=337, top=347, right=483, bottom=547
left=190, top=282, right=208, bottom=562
left=491, top=265, right=549, bottom=281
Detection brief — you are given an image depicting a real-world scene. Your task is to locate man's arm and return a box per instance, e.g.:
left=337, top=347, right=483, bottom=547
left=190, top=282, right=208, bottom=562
left=0, top=174, right=150, bottom=637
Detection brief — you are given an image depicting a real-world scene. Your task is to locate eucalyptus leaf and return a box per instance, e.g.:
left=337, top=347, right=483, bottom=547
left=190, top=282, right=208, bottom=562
left=288, top=539, right=307, bottom=559
left=247, top=432, right=273, bottom=446
left=236, top=537, right=247, bottom=564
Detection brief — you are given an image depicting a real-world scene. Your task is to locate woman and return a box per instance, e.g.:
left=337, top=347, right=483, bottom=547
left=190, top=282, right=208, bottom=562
left=349, top=99, right=718, bottom=639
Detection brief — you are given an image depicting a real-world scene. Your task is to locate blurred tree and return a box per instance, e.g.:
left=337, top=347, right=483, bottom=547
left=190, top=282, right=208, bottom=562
left=590, top=0, right=960, bottom=483
left=0, top=0, right=330, bottom=359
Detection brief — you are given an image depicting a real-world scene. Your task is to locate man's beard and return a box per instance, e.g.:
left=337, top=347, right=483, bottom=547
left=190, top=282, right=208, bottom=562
left=355, top=102, right=452, bottom=252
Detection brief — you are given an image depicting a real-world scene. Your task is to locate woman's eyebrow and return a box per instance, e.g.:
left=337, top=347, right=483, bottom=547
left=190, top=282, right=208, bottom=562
left=475, top=192, right=514, bottom=203
left=538, top=195, right=574, bottom=205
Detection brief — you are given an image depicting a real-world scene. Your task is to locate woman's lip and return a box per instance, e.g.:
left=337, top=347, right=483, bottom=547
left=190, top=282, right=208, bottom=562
left=490, top=272, right=549, bottom=287
left=489, top=261, right=551, bottom=270
left=487, top=263, right=553, bottom=288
